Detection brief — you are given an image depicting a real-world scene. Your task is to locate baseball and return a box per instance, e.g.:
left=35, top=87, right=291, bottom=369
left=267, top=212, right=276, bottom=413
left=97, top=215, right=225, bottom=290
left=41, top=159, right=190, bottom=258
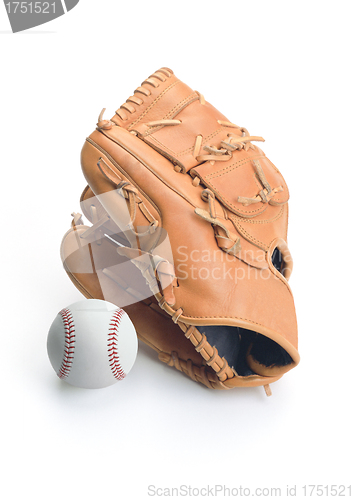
left=47, top=299, right=138, bottom=389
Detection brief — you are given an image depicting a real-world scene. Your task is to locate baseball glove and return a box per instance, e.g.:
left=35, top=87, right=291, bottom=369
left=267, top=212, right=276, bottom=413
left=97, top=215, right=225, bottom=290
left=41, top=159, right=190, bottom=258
left=61, top=67, right=299, bottom=395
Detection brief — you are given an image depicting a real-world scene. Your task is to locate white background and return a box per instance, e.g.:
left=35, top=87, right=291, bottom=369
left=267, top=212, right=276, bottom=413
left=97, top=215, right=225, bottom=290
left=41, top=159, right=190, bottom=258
left=1, top=1, right=353, bottom=499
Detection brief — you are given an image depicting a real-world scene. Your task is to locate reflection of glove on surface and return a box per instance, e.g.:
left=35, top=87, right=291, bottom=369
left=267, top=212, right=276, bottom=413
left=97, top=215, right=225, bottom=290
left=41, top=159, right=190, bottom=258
left=61, top=68, right=299, bottom=395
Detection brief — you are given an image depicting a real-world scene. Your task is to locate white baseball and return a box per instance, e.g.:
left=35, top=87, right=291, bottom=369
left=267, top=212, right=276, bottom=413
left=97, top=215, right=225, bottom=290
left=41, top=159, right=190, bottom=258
left=47, top=299, right=138, bottom=389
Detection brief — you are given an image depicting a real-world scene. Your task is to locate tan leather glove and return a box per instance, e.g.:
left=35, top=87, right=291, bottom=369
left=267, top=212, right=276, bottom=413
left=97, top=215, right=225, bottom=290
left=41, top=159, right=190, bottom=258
left=61, top=68, right=299, bottom=395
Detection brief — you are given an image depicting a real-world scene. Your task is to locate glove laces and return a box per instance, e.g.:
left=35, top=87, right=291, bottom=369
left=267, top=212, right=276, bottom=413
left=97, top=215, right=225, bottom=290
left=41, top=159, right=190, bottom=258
left=237, top=160, right=284, bottom=206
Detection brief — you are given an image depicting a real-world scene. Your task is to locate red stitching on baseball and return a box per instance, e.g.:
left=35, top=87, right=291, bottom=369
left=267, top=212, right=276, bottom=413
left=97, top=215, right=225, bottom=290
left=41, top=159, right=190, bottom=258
left=108, top=309, right=126, bottom=380
left=58, top=308, right=75, bottom=379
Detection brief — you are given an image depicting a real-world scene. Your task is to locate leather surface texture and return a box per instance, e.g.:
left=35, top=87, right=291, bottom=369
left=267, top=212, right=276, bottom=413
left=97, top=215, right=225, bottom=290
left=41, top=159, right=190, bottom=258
left=61, top=68, right=299, bottom=393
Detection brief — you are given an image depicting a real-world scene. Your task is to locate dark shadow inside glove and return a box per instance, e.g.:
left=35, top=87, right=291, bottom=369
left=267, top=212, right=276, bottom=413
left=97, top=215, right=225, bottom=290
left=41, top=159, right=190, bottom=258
left=272, top=246, right=282, bottom=272
left=196, top=325, right=241, bottom=371
left=240, top=328, right=293, bottom=368
left=197, top=325, right=293, bottom=377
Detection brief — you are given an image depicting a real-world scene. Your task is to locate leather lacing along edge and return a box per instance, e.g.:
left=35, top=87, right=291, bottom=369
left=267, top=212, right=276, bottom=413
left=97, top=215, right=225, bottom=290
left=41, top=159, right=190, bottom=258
left=97, top=68, right=267, bottom=179
left=158, top=351, right=229, bottom=390
left=97, top=68, right=266, bottom=178
left=115, top=68, right=174, bottom=122
left=158, top=301, right=235, bottom=384
left=158, top=350, right=271, bottom=394
left=157, top=300, right=273, bottom=395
